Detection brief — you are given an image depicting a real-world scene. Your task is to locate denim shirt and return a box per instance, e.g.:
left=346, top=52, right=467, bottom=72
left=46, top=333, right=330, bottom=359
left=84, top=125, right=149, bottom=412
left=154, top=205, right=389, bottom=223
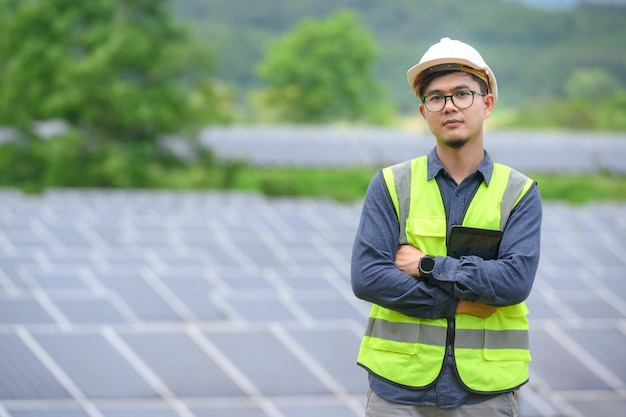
left=351, top=148, right=542, bottom=408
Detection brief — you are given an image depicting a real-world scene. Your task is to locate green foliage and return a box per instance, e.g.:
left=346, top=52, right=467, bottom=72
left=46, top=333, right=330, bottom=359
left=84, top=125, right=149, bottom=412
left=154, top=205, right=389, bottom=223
left=493, top=63, right=626, bottom=130
left=499, top=92, right=626, bottom=131
left=0, top=0, right=238, bottom=192
left=533, top=172, right=626, bottom=204
left=2, top=134, right=623, bottom=204
left=215, top=165, right=626, bottom=204
left=253, top=10, right=395, bottom=124
left=564, top=68, right=622, bottom=99
left=175, top=0, right=626, bottom=116
left=0, top=0, right=233, bottom=140
left=227, top=166, right=374, bottom=202
left=0, top=131, right=245, bottom=192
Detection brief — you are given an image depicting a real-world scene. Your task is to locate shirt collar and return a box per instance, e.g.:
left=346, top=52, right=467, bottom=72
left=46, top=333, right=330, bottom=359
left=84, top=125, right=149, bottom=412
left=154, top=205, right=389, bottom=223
left=426, top=147, right=494, bottom=186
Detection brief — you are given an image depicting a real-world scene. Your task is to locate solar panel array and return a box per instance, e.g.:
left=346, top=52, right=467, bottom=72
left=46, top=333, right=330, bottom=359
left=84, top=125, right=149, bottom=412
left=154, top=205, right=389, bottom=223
left=200, top=127, right=626, bottom=174
left=1, top=189, right=624, bottom=417
left=1, top=128, right=625, bottom=417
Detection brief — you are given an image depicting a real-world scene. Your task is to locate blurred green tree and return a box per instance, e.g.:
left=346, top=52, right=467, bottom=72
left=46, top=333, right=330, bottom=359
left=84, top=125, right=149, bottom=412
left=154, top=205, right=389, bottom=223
left=0, top=0, right=232, bottom=142
left=253, top=10, right=394, bottom=124
left=564, top=68, right=622, bottom=100
left=496, top=67, right=626, bottom=131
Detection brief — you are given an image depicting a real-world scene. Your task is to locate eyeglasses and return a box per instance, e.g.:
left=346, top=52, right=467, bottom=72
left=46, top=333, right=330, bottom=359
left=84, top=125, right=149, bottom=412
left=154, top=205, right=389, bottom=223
left=421, top=90, right=485, bottom=112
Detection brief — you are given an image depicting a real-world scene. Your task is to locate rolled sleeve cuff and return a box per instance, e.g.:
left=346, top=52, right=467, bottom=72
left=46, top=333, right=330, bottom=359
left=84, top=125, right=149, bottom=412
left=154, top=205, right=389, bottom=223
left=432, top=256, right=472, bottom=300
left=431, top=256, right=477, bottom=302
left=431, top=256, right=456, bottom=284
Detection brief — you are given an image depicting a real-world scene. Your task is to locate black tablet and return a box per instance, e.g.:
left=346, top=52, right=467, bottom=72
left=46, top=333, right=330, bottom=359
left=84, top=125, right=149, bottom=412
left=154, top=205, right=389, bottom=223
left=447, top=225, right=503, bottom=260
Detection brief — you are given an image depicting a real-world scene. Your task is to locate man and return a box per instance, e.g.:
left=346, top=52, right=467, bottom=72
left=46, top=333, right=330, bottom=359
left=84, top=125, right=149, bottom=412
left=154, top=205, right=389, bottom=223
left=351, top=37, right=542, bottom=416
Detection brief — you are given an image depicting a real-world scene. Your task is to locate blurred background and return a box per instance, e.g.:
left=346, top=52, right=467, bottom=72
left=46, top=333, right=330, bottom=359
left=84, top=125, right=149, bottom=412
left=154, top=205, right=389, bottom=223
left=1, top=0, right=626, bottom=193
left=0, top=0, right=625, bottom=416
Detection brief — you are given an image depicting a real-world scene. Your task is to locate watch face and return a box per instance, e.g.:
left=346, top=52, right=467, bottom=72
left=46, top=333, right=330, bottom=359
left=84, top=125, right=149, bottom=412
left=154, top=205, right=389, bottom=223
left=421, top=256, right=435, bottom=273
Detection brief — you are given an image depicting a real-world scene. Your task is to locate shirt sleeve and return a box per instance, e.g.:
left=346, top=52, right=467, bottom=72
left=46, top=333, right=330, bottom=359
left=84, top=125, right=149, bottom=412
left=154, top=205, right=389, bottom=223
left=431, top=183, right=542, bottom=306
left=351, top=172, right=459, bottom=319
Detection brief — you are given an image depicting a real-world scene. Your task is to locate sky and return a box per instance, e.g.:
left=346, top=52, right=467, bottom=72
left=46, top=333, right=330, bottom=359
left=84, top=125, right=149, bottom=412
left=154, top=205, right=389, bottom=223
left=513, top=0, right=626, bottom=8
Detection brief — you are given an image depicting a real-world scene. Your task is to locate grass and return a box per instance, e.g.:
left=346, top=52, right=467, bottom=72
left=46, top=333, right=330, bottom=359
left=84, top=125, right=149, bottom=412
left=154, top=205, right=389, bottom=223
left=532, top=172, right=626, bottom=204
left=227, top=166, right=626, bottom=204
left=229, top=166, right=375, bottom=202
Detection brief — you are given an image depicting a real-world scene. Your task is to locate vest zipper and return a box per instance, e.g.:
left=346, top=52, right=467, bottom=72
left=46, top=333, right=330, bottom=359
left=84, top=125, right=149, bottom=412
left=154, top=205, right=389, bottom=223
left=447, top=317, right=456, bottom=356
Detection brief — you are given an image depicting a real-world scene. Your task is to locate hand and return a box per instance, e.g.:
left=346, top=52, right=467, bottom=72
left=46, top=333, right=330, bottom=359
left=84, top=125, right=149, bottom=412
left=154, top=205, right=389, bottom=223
left=456, top=300, right=498, bottom=318
left=395, top=245, right=425, bottom=278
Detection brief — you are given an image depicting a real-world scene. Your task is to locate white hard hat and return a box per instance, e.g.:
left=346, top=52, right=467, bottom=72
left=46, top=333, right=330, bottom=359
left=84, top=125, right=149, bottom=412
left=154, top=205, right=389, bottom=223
left=407, top=37, right=498, bottom=102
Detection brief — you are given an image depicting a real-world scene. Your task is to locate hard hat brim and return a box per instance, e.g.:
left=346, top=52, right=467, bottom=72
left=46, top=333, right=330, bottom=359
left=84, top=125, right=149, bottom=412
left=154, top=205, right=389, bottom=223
left=407, top=57, right=498, bottom=101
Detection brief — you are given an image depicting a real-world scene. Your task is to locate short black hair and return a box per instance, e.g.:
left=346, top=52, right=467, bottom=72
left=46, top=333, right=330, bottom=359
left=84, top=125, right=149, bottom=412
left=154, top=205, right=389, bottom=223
left=412, top=70, right=488, bottom=99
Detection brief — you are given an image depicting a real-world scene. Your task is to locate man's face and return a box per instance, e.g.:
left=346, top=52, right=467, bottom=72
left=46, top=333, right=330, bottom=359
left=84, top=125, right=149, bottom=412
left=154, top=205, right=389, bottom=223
left=419, top=71, right=494, bottom=149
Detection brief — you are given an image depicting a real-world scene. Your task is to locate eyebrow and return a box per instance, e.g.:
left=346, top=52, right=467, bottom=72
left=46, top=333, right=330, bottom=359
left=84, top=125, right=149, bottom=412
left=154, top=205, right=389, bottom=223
left=425, top=84, right=473, bottom=95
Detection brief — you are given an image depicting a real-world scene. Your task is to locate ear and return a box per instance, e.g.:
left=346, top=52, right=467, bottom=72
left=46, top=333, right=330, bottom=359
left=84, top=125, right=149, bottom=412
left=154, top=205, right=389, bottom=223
left=482, top=93, right=496, bottom=119
left=419, top=102, right=427, bottom=119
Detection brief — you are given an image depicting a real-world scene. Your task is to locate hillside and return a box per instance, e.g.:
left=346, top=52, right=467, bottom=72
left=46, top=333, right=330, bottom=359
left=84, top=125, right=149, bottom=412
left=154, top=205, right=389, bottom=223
left=173, top=0, right=626, bottom=112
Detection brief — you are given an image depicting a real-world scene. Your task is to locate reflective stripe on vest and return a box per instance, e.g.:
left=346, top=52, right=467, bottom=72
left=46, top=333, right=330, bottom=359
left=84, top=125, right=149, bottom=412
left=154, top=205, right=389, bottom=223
left=364, top=317, right=529, bottom=350
left=357, top=155, right=535, bottom=392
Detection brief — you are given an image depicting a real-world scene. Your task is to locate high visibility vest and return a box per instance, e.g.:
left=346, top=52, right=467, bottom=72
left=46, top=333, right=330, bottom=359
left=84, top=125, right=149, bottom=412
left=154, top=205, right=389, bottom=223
left=357, top=155, right=535, bottom=393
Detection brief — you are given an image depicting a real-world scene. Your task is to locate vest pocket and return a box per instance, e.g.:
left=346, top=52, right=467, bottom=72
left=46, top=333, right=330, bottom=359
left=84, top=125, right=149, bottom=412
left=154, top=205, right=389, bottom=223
left=368, top=336, right=418, bottom=355
left=407, top=216, right=446, bottom=250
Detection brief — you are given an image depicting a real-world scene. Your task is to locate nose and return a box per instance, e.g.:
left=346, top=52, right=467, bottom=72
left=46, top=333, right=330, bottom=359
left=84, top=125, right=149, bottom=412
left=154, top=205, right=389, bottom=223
left=442, top=95, right=457, bottom=112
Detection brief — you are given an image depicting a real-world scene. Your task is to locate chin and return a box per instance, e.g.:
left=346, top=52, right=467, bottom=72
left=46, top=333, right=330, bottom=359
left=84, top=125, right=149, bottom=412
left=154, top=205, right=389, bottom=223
left=445, top=138, right=469, bottom=149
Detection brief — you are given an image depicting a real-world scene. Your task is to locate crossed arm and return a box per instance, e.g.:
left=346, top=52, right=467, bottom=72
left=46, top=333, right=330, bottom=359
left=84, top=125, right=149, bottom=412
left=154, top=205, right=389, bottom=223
left=394, top=244, right=498, bottom=318
left=351, top=172, right=541, bottom=321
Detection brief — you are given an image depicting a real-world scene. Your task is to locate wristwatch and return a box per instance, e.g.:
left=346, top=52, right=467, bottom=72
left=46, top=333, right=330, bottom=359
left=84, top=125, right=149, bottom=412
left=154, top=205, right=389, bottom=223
left=418, top=255, right=436, bottom=279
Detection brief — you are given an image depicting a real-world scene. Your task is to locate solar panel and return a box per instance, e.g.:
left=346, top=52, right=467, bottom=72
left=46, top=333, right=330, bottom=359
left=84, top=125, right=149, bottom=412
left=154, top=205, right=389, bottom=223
left=0, top=175, right=625, bottom=416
